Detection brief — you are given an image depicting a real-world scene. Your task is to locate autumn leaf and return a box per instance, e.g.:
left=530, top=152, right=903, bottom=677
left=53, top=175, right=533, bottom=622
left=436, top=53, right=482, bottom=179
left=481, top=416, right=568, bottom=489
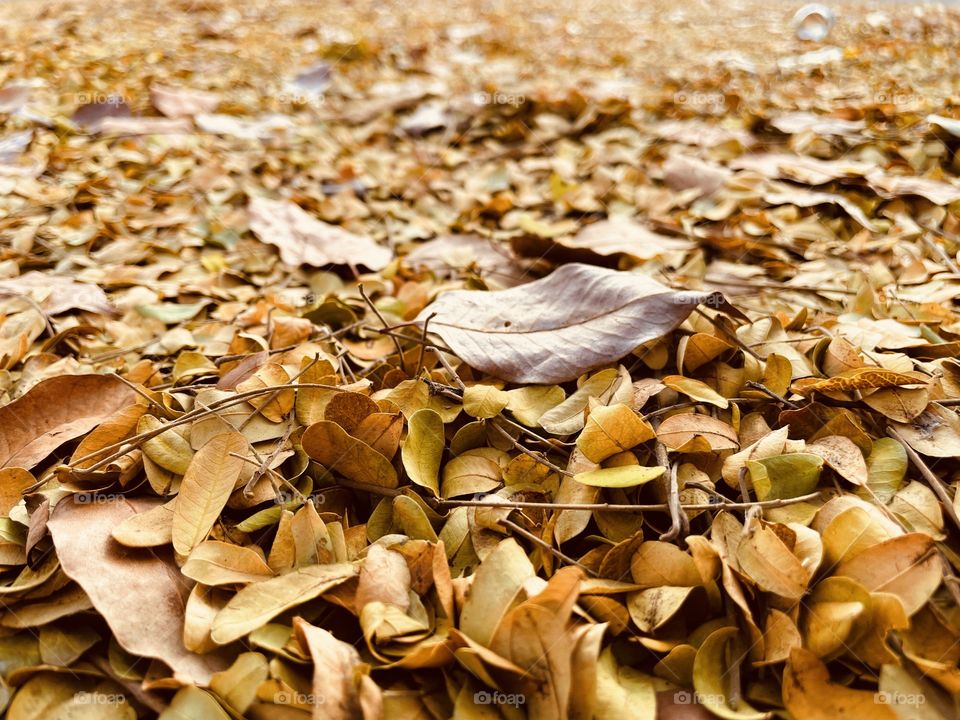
left=172, top=432, right=248, bottom=556
left=417, top=264, right=730, bottom=384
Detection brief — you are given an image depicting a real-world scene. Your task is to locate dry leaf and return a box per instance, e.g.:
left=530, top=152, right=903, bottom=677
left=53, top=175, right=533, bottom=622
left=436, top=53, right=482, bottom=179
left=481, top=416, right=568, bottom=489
left=173, top=432, right=248, bottom=556
left=248, top=197, right=391, bottom=270
left=48, top=497, right=227, bottom=685
left=417, top=264, right=727, bottom=384
left=0, top=375, right=137, bottom=469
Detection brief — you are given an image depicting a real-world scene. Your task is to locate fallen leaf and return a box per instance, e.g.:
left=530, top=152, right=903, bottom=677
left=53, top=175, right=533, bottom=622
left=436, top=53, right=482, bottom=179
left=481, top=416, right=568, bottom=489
left=172, top=432, right=248, bottom=556
left=0, top=375, right=137, bottom=470
left=417, top=264, right=727, bottom=384
left=248, top=197, right=391, bottom=270
left=401, top=409, right=444, bottom=496
left=211, top=562, right=358, bottom=645
left=302, top=420, right=399, bottom=488
left=47, top=496, right=227, bottom=685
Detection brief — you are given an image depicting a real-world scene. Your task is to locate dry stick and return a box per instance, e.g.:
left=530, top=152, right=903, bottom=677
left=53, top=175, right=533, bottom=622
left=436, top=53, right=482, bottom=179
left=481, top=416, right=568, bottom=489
left=243, top=422, right=297, bottom=497
left=497, top=413, right=574, bottom=451
left=920, top=230, right=960, bottom=275
left=414, top=312, right=436, bottom=378
left=655, top=438, right=685, bottom=542
left=744, top=380, right=800, bottom=409
left=435, top=351, right=466, bottom=391
left=641, top=397, right=768, bottom=422
left=499, top=517, right=596, bottom=577
left=362, top=324, right=457, bottom=357
left=358, top=285, right=405, bottom=360
left=110, top=373, right=171, bottom=417
left=692, top=308, right=762, bottom=361
left=229, top=451, right=303, bottom=500
left=488, top=420, right=571, bottom=477
left=67, top=382, right=342, bottom=471
left=887, top=427, right=960, bottom=533
left=436, top=491, right=825, bottom=513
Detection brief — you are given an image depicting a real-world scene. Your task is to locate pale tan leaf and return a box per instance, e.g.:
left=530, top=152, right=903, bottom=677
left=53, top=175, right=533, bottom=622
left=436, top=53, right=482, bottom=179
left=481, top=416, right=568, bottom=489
left=172, top=432, right=248, bottom=556
left=416, top=264, right=728, bottom=384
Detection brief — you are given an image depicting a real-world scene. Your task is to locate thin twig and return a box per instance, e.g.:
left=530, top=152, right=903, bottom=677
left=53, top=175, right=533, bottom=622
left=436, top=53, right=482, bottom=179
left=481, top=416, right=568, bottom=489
left=488, top=420, right=571, bottom=477
left=435, top=491, right=825, bottom=513
left=110, top=373, right=171, bottom=417
left=415, top=312, right=436, bottom=378
left=358, top=285, right=404, bottom=360
left=67, top=382, right=341, bottom=471
left=888, top=427, right=960, bottom=534
left=744, top=381, right=800, bottom=409
left=499, top=517, right=596, bottom=577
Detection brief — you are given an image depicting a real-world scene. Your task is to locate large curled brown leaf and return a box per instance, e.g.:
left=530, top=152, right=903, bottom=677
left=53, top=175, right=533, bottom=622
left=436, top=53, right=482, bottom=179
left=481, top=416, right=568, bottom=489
left=416, top=263, right=727, bottom=383
left=47, top=496, right=229, bottom=685
left=0, top=374, right=137, bottom=469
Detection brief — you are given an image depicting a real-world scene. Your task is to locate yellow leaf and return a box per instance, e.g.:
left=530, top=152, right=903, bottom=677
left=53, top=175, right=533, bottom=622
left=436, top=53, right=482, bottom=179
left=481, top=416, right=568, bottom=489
left=505, top=385, right=565, bottom=426
left=172, top=432, right=247, bottom=556
left=182, top=541, right=275, bottom=586
left=159, top=687, right=230, bottom=720
left=808, top=436, right=867, bottom=486
left=736, top=521, right=810, bottom=600
left=577, top=402, right=656, bottom=463
left=462, top=384, right=510, bottom=419
left=783, top=648, right=897, bottom=720
left=833, top=533, right=940, bottom=615
left=111, top=498, right=175, bottom=548
left=539, top=368, right=624, bottom=435
left=138, top=414, right=195, bottom=475
left=0, top=467, right=34, bottom=516
left=662, top=375, right=729, bottom=408
left=401, top=409, right=444, bottom=496
left=574, top=465, right=664, bottom=488
left=211, top=563, right=358, bottom=645
left=693, top=627, right=770, bottom=719
left=746, top=453, right=822, bottom=500
left=209, top=652, right=268, bottom=715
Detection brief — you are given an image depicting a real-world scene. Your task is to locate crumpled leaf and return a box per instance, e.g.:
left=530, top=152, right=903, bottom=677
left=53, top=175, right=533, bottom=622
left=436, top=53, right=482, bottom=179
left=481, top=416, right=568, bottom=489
left=248, top=197, right=391, bottom=270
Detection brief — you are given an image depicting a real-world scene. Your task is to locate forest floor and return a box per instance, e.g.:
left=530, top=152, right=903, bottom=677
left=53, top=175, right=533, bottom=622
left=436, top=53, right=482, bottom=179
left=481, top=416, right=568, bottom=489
left=2, top=0, right=960, bottom=718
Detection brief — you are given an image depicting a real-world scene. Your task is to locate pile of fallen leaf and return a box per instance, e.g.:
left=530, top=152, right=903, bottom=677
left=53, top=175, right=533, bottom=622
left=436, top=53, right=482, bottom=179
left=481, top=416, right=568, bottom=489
left=2, top=0, right=960, bottom=717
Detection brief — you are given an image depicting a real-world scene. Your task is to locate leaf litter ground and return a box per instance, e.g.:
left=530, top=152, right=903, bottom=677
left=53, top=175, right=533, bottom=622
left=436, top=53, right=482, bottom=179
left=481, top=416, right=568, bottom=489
left=2, top=0, right=960, bottom=718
